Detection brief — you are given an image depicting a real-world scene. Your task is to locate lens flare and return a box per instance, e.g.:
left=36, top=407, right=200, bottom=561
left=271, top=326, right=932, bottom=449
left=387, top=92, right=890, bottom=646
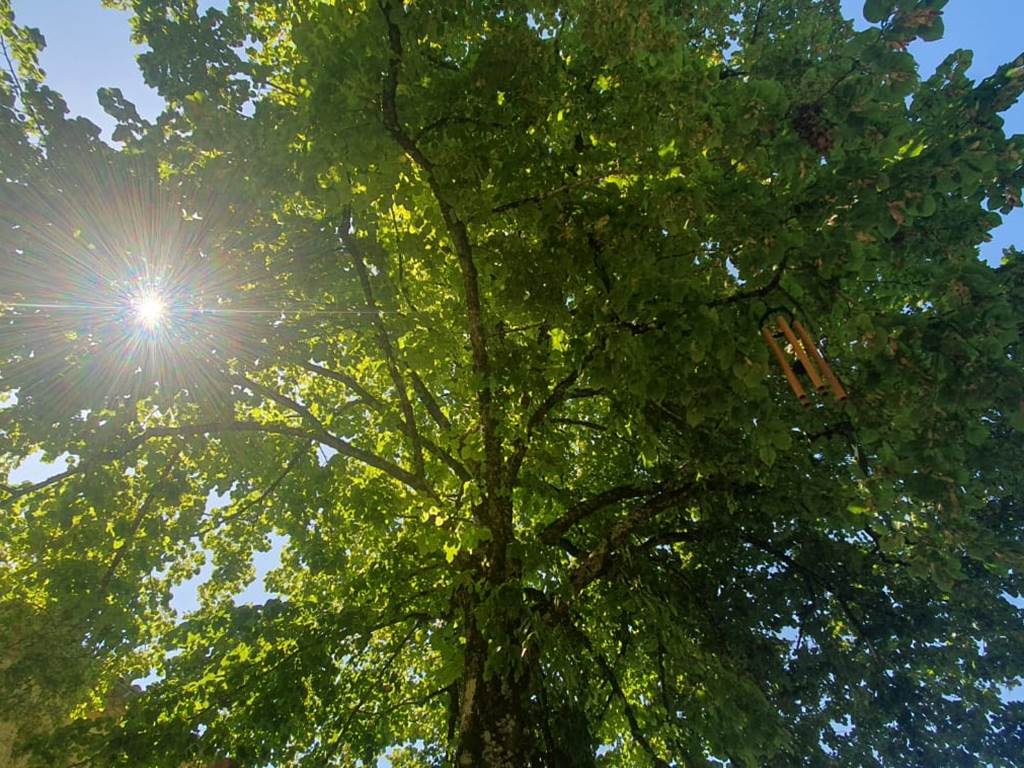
left=134, top=293, right=165, bottom=328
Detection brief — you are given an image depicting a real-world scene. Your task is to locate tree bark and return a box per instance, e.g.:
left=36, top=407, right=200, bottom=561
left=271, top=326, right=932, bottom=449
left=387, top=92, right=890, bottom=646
left=453, top=501, right=536, bottom=768
left=453, top=600, right=534, bottom=767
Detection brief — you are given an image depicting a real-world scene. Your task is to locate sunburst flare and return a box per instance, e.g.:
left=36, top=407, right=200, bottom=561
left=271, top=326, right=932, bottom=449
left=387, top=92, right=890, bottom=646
left=133, top=292, right=166, bottom=329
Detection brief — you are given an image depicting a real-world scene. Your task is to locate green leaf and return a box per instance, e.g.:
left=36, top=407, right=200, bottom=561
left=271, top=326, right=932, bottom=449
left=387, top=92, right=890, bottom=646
left=918, top=16, right=945, bottom=42
left=863, top=0, right=896, bottom=23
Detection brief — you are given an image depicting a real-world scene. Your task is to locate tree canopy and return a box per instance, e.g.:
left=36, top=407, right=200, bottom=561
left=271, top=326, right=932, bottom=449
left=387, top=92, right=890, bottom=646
left=2, top=0, right=1023, bottom=765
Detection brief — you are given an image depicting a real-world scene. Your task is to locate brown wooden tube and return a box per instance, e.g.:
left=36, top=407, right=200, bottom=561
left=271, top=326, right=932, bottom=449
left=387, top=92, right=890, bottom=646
left=777, top=316, right=825, bottom=392
left=793, top=320, right=848, bottom=401
left=763, top=327, right=809, bottom=407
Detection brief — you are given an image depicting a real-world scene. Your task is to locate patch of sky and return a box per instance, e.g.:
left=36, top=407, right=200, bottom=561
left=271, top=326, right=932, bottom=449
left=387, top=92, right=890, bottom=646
left=725, top=256, right=745, bottom=284
left=317, top=443, right=338, bottom=466
left=1001, top=592, right=1024, bottom=702
left=232, top=532, right=288, bottom=606
left=169, top=489, right=288, bottom=614
left=10, top=0, right=163, bottom=139
left=11, top=0, right=239, bottom=142
left=168, top=544, right=214, bottom=616
left=829, top=717, right=853, bottom=737
left=6, top=449, right=71, bottom=485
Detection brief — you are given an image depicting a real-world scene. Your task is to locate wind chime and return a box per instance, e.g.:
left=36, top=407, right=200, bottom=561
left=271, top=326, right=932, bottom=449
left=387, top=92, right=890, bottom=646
left=762, top=315, right=847, bottom=407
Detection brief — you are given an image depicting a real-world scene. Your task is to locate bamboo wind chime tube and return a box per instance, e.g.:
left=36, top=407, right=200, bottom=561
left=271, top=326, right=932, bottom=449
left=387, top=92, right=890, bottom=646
left=792, top=319, right=848, bottom=402
left=762, top=327, right=810, bottom=407
left=777, top=316, right=826, bottom=392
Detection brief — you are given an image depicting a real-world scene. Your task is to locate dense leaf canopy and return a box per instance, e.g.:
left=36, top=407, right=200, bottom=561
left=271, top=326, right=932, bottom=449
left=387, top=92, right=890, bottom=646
left=2, top=0, right=1023, bottom=765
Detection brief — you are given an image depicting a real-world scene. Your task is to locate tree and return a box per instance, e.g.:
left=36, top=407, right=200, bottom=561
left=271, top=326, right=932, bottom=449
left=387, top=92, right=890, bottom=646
left=2, top=0, right=1023, bottom=765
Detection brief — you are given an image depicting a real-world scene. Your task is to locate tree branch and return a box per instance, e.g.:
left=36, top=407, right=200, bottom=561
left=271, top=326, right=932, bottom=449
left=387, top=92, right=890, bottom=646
left=3, top=420, right=428, bottom=503
left=745, top=535, right=884, bottom=667
left=343, top=224, right=425, bottom=478
left=563, top=614, right=670, bottom=768
left=565, top=387, right=606, bottom=401
left=408, top=368, right=451, bottom=431
left=540, top=484, right=650, bottom=545
left=378, top=1, right=502, bottom=512
left=302, top=361, right=470, bottom=483
left=97, top=463, right=174, bottom=598
left=709, top=256, right=788, bottom=307
left=200, top=442, right=310, bottom=534
left=491, top=173, right=612, bottom=214
left=507, top=354, right=592, bottom=488
left=566, top=485, right=695, bottom=597
left=301, top=360, right=389, bottom=414
left=234, top=373, right=433, bottom=494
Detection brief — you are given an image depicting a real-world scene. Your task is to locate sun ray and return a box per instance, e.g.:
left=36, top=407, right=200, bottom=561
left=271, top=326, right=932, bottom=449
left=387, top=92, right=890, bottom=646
left=133, top=293, right=165, bottom=329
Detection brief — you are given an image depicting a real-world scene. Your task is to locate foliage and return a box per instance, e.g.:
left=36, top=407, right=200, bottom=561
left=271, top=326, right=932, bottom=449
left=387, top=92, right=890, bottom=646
left=2, top=0, right=1024, bottom=765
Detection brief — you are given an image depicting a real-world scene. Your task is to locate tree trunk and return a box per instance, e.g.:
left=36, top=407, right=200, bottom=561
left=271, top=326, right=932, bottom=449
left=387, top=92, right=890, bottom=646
left=453, top=614, right=533, bottom=767
left=453, top=507, right=535, bottom=768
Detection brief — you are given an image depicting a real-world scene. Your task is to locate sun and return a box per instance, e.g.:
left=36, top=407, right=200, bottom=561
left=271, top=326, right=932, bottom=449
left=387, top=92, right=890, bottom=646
left=133, top=293, right=166, bottom=329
